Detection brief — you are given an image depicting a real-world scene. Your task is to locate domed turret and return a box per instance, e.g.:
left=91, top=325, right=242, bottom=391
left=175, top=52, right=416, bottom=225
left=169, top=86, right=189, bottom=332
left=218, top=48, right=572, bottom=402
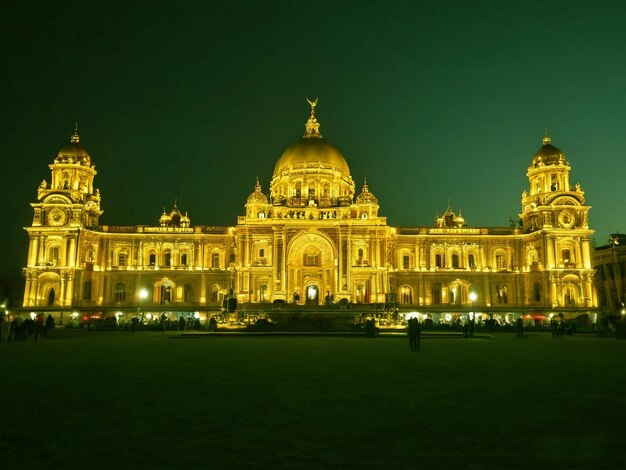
left=247, top=178, right=268, bottom=205
left=531, top=130, right=568, bottom=167
left=356, top=180, right=378, bottom=205
left=55, top=124, right=91, bottom=166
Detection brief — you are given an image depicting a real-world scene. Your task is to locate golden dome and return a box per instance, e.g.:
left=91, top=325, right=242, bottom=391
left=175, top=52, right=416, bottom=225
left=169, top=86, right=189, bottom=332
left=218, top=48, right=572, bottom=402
left=273, top=137, right=350, bottom=177
left=55, top=125, right=91, bottom=165
left=531, top=130, right=568, bottom=167
left=272, top=99, right=351, bottom=177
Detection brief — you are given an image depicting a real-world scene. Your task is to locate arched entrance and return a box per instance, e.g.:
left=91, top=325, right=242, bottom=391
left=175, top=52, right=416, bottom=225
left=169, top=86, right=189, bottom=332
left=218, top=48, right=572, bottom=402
left=305, top=283, right=319, bottom=305
left=286, top=230, right=336, bottom=303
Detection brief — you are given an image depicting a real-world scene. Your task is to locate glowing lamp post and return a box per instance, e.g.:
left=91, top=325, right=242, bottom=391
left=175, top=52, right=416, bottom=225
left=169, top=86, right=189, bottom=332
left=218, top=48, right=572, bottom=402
left=138, top=288, right=148, bottom=321
left=468, top=291, right=477, bottom=337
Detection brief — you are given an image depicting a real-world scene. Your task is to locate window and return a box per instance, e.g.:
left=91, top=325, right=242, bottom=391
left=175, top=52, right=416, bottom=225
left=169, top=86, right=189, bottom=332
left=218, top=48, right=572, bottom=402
left=468, top=254, right=476, bottom=268
left=400, top=286, right=412, bottom=305
left=184, top=283, right=192, bottom=302
left=259, top=248, right=265, bottom=258
left=164, top=250, right=171, bottom=267
left=212, top=253, right=220, bottom=268
left=496, top=253, right=506, bottom=269
left=181, top=253, right=188, bottom=266
left=259, top=285, right=268, bottom=302
left=118, top=253, right=127, bottom=267
left=305, top=251, right=319, bottom=266
left=115, top=283, right=126, bottom=302
left=358, top=248, right=364, bottom=259
left=82, top=281, right=92, bottom=300
left=435, top=254, right=443, bottom=268
left=50, top=246, right=60, bottom=262
left=432, top=283, right=442, bottom=305
left=562, top=249, right=571, bottom=264
left=149, top=253, right=156, bottom=266
left=403, top=254, right=410, bottom=270
left=452, top=253, right=459, bottom=269
left=210, top=285, right=220, bottom=302
left=496, top=285, right=508, bottom=304
left=160, top=285, right=172, bottom=304
left=533, top=282, right=541, bottom=302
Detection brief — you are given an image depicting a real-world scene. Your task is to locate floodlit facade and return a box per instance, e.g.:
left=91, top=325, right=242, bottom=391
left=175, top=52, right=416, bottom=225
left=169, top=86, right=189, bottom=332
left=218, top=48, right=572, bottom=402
left=594, top=233, right=626, bottom=315
left=22, top=103, right=598, bottom=319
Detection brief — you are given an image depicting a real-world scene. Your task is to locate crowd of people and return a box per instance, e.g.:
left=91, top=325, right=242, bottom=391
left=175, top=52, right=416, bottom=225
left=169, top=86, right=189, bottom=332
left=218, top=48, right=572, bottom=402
left=0, top=313, right=55, bottom=343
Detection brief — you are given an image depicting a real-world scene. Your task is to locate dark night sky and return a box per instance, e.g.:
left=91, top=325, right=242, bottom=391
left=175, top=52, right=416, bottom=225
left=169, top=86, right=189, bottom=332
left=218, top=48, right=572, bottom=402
left=1, top=0, right=625, bottom=298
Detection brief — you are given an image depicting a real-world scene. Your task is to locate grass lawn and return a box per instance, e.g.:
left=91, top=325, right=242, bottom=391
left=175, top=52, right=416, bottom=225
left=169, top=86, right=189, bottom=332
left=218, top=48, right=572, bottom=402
left=1, top=331, right=625, bottom=469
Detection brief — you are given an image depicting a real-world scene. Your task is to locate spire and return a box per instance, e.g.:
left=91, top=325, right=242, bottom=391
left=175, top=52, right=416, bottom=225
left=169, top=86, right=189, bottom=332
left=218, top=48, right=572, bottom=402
left=303, top=97, right=322, bottom=138
left=255, top=177, right=261, bottom=192
left=70, top=122, right=80, bottom=143
left=543, top=128, right=551, bottom=145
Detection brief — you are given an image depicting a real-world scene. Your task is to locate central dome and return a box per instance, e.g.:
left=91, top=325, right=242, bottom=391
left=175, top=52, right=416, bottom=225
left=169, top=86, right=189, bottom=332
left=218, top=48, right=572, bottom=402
left=273, top=137, right=350, bottom=177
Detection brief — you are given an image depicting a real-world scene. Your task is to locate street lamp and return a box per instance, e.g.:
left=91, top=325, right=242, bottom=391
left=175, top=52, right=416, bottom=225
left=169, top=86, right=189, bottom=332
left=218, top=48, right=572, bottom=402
left=468, top=291, right=477, bottom=337
left=138, top=288, right=148, bottom=322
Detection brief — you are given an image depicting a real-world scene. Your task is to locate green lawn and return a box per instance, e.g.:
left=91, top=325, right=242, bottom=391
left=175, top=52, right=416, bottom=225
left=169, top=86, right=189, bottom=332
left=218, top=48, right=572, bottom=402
left=1, top=331, right=625, bottom=469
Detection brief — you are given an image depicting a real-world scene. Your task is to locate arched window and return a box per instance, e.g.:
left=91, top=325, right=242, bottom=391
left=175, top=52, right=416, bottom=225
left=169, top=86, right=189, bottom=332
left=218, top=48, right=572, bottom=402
left=403, top=254, right=410, bottom=270
left=160, top=285, right=172, bottom=304
left=184, top=283, right=193, bottom=302
left=468, top=254, right=476, bottom=268
left=181, top=253, right=188, bottom=266
left=210, top=285, right=220, bottom=302
left=83, top=281, right=92, bottom=300
left=452, top=253, right=459, bottom=269
left=259, top=248, right=265, bottom=258
left=435, top=254, right=443, bottom=268
left=149, top=253, right=156, bottom=266
left=358, top=248, right=364, bottom=259
left=212, top=253, right=220, bottom=268
left=50, top=246, right=60, bottom=262
left=115, top=283, right=126, bottom=302
left=118, top=253, right=127, bottom=267
left=164, top=250, right=172, bottom=267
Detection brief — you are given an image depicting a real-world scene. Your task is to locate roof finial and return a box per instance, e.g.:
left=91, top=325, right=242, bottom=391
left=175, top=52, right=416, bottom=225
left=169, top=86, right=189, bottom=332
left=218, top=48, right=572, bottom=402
left=303, top=97, right=322, bottom=138
left=363, top=178, right=369, bottom=192
left=174, top=198, right=178, bottom=209
left=71, top=122, right=80, bottom=143
left=255, top=177, right=262, bottom=191
left=543, top=128, right=551, bottom=145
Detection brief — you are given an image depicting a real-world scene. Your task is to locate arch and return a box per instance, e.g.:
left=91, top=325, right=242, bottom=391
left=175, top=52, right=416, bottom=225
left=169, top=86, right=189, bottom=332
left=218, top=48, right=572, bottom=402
left=209, top=284, right=222, bottom=303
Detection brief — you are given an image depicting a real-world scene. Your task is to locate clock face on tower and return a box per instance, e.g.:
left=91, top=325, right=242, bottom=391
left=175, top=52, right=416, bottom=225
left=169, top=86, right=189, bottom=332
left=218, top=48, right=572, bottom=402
left=47, top=208, right=67, bottom=226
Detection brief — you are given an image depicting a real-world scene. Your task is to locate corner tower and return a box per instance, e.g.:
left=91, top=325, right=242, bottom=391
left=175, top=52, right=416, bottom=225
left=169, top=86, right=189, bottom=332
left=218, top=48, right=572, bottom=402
left=23, top=126, right=103, bottom=307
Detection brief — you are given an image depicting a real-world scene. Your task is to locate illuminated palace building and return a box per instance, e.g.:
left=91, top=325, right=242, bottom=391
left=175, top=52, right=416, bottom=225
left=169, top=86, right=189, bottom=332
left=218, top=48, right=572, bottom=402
left=23, top=101, right=598, bottom=321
